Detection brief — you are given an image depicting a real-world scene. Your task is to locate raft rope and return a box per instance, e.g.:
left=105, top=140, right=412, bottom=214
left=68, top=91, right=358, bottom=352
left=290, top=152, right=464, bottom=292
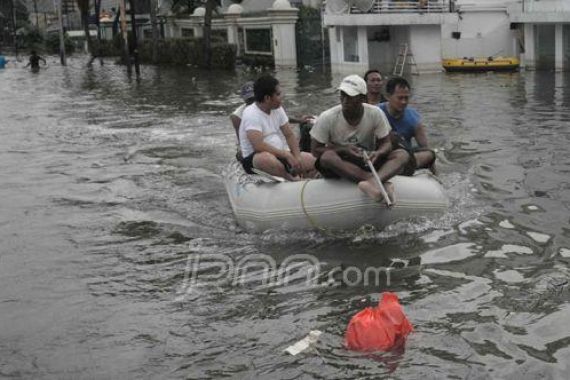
left=300, top=179, right=330, bottom=234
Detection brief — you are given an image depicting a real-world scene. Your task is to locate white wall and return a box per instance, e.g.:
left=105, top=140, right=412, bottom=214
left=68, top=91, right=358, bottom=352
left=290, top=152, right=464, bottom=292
left=441, top=10, right=516, bottom=58
left=410, top=25, right=442, bottom=72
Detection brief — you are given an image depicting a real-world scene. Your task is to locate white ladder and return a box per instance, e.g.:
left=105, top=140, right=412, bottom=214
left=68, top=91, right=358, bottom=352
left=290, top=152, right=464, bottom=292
left=392, top=43, right=418, bottom=76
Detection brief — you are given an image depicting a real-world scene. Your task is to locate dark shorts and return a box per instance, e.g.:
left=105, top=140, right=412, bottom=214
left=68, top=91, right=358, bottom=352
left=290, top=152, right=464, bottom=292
left=391, top=133, right=435, bottom=176
left=314, top=152, right=386, bottom=179
left=241, top=153, right=292, bottom=175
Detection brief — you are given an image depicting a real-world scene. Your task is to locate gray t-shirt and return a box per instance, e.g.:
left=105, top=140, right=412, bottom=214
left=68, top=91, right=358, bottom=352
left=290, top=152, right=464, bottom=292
left=310, top=104, right=391, bottom=151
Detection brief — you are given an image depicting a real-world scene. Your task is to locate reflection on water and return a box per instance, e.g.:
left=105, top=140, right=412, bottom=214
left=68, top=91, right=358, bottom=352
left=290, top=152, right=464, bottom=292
left=0, top=57, right=569, bottom=378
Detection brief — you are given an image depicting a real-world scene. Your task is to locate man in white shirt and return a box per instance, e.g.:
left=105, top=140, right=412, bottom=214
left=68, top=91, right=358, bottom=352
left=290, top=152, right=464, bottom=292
left=239, top=75, right=315, bottom=180
left=310, top=75, right=410, bottom=204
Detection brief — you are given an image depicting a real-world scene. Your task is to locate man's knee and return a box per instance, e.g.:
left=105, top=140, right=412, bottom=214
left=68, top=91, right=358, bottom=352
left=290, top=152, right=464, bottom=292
left=319, top=150, right=341, bottom=168
left=253, top=152, right=278, bottom=167
left=389, top=149, right=410, bottom=164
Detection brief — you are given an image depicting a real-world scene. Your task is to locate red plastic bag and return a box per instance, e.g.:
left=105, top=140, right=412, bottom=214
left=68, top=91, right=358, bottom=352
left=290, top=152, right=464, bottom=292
left=344, top=292, right=413, bottom=352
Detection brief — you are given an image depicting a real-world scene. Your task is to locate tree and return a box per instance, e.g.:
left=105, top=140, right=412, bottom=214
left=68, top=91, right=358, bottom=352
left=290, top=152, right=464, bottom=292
left=202, top=0, right=219, bottom=69
left=170, top=0, right=202, bottom=15
left=76, top=0, right=94, bottom=56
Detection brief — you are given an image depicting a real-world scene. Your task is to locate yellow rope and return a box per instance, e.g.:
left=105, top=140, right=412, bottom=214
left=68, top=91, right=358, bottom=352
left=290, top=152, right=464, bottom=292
left=300, top=180, right=330, bottom=234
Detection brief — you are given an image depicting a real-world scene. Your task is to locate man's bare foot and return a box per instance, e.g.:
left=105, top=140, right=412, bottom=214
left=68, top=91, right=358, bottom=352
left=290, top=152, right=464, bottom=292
left=358, top=180, right=395, bottom=206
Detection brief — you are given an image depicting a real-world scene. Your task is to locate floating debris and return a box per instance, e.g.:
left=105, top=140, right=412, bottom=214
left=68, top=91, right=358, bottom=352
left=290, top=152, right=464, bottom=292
left=499, top=219, right=515, bottom=229
left=494, top=269, right=525, bottom=284
left=284, top=330, right=322, bottom=356
left=526, top=231, right=551, bottom=243
left=485, top=244, right=533, bottom=258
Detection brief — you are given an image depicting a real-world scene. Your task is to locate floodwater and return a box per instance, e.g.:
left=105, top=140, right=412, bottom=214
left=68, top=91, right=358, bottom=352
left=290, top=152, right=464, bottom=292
left=1, top=57, right=569, bottom=379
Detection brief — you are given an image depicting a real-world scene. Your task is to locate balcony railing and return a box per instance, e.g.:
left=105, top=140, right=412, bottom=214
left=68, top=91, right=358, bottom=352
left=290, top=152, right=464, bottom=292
left=522, top=0, right=570, bottom=12
left=325, top=0, right=452, bottom=15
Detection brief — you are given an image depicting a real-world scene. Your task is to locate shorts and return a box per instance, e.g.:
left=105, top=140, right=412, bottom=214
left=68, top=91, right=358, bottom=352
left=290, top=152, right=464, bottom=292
left=241, top=153, right=292, bottom=175
left=391, top=133, right=434, bottom=176
left=314, top=152, right=386, bottom=179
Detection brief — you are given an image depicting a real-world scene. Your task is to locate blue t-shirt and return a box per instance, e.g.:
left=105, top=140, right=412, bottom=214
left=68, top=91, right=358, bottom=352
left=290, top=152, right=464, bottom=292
left=0, top=55, right=6, bottom=69
left=379, top=102, right=421, bottom=149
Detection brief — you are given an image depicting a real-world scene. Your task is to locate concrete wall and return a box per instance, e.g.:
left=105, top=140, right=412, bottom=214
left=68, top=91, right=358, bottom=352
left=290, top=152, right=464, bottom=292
left=535, top=24, right=555, bottom=70
left=410, top=25, right=442, bottom=72
left=442, top=10, right=516, bottom=58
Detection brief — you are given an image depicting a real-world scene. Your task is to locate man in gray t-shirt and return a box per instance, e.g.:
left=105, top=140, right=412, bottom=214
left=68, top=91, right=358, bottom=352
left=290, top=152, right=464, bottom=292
left=310, top=75, right=410, bottom=204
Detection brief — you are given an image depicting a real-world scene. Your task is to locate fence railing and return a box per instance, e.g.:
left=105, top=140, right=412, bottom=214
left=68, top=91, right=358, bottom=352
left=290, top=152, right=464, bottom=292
left=325, top=0, right=452, bottom=15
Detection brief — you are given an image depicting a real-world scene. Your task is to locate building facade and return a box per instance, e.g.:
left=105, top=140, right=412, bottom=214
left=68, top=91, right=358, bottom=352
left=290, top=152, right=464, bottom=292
left=324, top=0, right=570, bottom=73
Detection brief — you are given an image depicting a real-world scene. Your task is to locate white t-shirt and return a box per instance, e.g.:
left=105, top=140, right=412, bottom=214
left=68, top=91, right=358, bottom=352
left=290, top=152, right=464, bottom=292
left=239, top=103, right=289, bottom=158
left=232, top=103, right=247, bottom=118
left=310, top=104, right=391, bottom=151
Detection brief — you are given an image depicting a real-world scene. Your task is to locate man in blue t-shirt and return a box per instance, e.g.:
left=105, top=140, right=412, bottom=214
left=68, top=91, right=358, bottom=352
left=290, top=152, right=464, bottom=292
left=0, top=52, right=7, bottom=69
left=379, top=77, right=436, bottom=175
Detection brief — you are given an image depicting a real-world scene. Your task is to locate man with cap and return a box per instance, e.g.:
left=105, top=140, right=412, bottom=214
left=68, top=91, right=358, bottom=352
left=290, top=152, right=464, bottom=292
left=310, top=74, right=410, bottom=204
left=239, top=75, right=315, bottom=181
left=230, top=81, right=255, bottom=160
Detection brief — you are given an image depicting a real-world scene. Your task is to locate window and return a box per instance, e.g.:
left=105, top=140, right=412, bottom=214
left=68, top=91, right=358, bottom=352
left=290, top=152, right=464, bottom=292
left=181, top=28, right=194, bottom=38
left=343, top=27, right=359, bottom=62
left=245, top=28, right=272, bottom=55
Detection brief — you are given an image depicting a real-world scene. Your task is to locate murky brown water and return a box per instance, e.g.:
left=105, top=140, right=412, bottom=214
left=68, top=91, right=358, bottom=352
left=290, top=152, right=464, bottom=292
left=1, top=56, right=569, bottom=379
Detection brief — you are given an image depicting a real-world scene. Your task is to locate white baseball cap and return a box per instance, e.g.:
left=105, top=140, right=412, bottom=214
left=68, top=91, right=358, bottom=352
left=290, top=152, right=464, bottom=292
left=338, top=75, right=367, bottom=96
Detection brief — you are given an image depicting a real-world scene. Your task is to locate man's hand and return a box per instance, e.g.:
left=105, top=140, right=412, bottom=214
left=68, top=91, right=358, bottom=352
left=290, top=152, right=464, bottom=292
left=337, top=144, right=362, bottom=160
left=368, top=149, right=387, bottom=165
left=285, top=152, right=302, bottom=174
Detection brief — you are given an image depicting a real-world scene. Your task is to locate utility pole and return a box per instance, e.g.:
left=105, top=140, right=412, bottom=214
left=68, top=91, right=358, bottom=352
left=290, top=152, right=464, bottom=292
left=119, top=0, right=132, bottom=74
left=11, top=0, right=18, bottom=58
left=128, top=0, right=140, bottom=77
left=57, top=0, right=66, bottom=65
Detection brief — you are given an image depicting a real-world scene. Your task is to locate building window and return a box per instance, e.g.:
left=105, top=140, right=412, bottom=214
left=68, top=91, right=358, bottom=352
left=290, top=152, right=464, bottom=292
left=343, top=27, right=359, bottom=62
left=245, top=28, right=272, bottom=55
left=181, top=28, right=194, bottom=38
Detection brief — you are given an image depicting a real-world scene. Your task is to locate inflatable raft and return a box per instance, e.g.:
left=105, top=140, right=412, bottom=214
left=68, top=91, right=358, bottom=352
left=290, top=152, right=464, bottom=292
left=442, top=57, right=520, bottom=72
left=223, top=162, right=448, bottom=232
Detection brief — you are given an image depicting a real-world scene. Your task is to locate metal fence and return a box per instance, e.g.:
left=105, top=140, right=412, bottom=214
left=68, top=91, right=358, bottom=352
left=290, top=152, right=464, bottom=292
left=325, top=0, right=452, bottom=15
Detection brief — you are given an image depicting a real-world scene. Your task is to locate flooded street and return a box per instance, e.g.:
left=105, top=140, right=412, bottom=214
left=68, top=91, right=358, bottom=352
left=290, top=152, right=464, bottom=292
left=1, top=57, right=569, bottom=378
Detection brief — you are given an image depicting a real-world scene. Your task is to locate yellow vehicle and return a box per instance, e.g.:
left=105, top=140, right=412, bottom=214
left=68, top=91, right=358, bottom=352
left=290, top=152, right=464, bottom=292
left=442, top=57, right=520, bottom=72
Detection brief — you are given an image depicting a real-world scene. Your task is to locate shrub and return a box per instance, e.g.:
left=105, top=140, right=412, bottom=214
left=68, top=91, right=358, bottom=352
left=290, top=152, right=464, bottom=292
left=44, top=33, right=75, bottom=55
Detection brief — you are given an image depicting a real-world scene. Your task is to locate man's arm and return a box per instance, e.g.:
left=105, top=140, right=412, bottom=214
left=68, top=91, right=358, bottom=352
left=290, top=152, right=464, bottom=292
left=246, top=130, right=289, bottom=158
left=370, top=134, right=393, bottom=164
left=229, top=115, right=241, bottom=139
left=311, top=138, right=362, bottom=160
left=414, top=123, right=429, bottom=148
left=280, top=123, right=301, bottom=157
left=311, top=139, right=327, bottom=158
left=280, top=123, right=302, bottom=171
